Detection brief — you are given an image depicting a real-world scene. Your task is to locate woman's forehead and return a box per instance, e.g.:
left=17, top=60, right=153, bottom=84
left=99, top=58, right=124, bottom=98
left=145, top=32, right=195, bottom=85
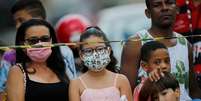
left=25, top=25, right=50, bottom=38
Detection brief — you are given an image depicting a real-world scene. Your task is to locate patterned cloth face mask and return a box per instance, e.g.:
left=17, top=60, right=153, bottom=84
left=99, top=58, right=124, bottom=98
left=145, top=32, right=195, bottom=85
left=82, top=47, right=111, bottom=72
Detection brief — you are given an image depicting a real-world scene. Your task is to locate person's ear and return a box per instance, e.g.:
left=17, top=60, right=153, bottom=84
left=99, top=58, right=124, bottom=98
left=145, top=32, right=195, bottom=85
left=141, top=61, right=150, bottom=72
left=174, top=88, right=180, bottom=98
left=145, top=9, right=151, bottom=19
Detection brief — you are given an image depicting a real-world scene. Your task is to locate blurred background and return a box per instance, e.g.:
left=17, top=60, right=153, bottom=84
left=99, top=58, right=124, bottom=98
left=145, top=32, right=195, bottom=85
left=0, top=0, right=151, bottom=64
left=0, top=0, right=147, bottom=44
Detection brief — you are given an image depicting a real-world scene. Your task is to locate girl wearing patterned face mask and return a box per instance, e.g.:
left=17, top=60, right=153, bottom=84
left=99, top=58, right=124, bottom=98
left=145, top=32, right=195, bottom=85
left=69, top=26, right=133, bottom=101
left=81, top=46, right=111, bottom=72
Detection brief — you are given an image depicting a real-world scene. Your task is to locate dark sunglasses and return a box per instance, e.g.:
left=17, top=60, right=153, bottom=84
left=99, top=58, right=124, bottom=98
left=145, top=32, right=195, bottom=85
left=25, top=35, right=51, bottom=45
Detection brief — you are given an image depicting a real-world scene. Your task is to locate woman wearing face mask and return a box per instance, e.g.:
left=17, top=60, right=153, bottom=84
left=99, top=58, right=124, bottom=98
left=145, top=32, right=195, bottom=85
left=69, top=26, right=132, bottom=101
left=6, top=19, right=69, bottom=101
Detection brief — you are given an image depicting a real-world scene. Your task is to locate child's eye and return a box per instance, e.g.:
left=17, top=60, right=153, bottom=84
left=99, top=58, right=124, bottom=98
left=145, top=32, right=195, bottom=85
left=161, top=91, right=167, bottom=95
left=165, top=59, right=170, bottom=64
left=153, top=95, right=159, bottom=101
left=154, top=60, right=161, bottom=65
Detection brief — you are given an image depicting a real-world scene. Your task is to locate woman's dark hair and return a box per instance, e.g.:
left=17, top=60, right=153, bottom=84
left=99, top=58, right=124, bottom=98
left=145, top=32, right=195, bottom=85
left=79, top=26, right=118, bottom=73
left=15, top=19, right=68, bottom=82
left=11, top=0, right=46, bottom=19
left=139, top=72, right=179, bottom=101
left=140, top=41, right=167, bottom=62
left=0, top=41, right=6, bottom=55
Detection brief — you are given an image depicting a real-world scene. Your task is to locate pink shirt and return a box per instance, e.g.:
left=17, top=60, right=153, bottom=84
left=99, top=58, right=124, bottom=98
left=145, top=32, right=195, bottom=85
left=79, top=74, right=121, bottom=101
left=133, top=77, right=146, bottom=101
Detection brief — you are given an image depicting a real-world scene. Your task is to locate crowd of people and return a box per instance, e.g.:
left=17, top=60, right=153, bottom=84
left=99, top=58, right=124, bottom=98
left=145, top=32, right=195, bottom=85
left=0, top=0, right=201, bottom=101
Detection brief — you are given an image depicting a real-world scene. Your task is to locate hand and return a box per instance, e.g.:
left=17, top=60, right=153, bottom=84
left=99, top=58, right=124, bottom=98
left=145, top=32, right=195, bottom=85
left=148, top=67, right=164, bottom=82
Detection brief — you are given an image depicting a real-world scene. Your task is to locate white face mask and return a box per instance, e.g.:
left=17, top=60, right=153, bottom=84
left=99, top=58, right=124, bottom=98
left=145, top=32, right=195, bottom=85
left=82, top=49, right=111, bottom=72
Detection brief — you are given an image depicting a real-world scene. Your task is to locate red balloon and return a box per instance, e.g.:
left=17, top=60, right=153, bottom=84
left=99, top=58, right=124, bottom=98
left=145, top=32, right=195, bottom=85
left=55, top=14, right=91, bottom=43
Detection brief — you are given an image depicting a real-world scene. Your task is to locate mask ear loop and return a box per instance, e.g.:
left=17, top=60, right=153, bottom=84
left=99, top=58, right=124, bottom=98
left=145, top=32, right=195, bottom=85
left=106, top=46, right=111, bottom=55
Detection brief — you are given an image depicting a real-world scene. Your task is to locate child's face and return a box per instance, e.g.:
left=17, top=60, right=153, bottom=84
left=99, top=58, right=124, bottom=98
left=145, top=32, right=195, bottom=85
left=146, top=48, right=170, bottom=72
left=156, top=88, right=179, bottom=101
left=80, top=35, right=111, bottom=72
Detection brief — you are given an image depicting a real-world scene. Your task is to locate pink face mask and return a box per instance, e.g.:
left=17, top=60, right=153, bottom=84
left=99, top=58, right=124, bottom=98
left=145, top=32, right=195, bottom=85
left=27, top=47, right=52, bottom=63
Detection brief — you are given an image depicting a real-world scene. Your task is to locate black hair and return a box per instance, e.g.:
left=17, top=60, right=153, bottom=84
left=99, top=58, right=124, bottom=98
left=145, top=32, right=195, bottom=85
left=11, top=0, right=46, bottom=19
left=0, top=41, right=6, bottom=55
left=139, top=72, right=179, bottom=101
left=0, top=50, right=4, bottom=56
left=15, top=19, right=68, bottom=82
left=140, top=41, right=167, bottom=62
left=145, top=0, right=150, bottom=9
left=79, top=26, right=118, bottom=73
left=145, top=0, right=176, bottom=9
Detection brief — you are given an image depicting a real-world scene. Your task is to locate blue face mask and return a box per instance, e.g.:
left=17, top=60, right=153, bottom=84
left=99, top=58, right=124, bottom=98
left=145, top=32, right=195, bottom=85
left=82, top=50, right=111, bottom=72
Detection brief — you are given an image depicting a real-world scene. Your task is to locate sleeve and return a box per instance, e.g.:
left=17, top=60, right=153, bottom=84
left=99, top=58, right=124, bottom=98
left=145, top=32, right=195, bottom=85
left=59, top=46, right=77, bottom=79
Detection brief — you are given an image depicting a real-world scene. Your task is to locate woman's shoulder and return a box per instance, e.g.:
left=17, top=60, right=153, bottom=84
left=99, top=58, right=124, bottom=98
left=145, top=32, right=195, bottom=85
left=7, top=65, right=25, bottom=87
left=7, top=65, right=24, bottom=81
left=9, top=65, right=24, bottom=75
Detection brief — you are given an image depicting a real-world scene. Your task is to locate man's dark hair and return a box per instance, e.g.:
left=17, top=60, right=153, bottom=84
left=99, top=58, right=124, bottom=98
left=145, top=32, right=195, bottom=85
left=11, top=0, right=46, bottom=19
left=145, top=0, right=150, bottom=9
left=145, top=0, right=176, bottom=9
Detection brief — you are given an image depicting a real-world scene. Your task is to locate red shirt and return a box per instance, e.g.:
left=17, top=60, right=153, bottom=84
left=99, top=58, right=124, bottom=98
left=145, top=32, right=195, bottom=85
left=174, top=0, right=201, bottom=34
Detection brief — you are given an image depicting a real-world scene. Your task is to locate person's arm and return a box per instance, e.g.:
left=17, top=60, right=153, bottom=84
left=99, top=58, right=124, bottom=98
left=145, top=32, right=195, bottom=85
left=120, top=36, right=141, bottom=91
left=69, top=79, right=80, bottom=101
left=6, top=66, right=25, bottom=101
left=118, top=74, right=133, bottom=101
left=188, top=42, right=201, bottom=98
left=60, top=46, right=77, bottom=79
